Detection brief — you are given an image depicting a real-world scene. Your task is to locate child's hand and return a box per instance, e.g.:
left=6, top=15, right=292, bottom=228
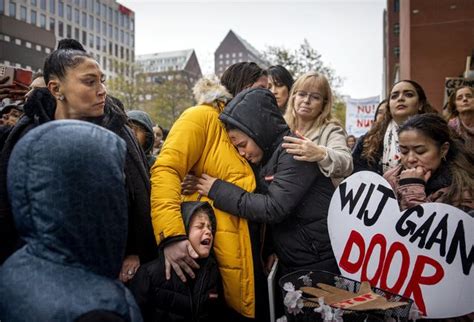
left=196, top=174, right=217, bottom=197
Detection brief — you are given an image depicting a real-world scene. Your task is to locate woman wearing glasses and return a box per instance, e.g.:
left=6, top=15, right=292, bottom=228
left=281, top=72, right=353, bottom=186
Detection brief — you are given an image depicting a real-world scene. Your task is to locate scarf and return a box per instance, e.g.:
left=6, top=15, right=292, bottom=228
left=382, top=120, right=400, bottom=173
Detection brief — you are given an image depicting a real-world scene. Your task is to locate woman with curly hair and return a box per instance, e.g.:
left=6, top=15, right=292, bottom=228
left=352, top=80, right=434, bottom=175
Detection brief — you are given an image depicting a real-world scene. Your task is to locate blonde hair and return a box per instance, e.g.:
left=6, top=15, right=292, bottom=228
left=284, top=72, right=340, bottom=134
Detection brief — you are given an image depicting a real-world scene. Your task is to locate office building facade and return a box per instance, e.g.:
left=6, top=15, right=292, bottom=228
left=0, top=0, right=134, bottom=79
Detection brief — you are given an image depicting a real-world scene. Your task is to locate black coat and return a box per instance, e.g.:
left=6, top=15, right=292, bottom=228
left=351, top=134, right=383, bottom=175
left=128, top=249, right=222, bottom=322
left=210, top=88, right=339, bottom=274
left=0, top=88, right=157, bottom=264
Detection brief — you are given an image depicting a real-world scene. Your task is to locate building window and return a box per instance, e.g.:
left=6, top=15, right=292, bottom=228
left=0, top=0, right=3, bottom=14
left=89, top=33, right=93, bottom=48
left=394, top=0, right=399, bottom=13
left=219, top=60, right=223, bottom=65
left=219, top=54, right=223, bottom=59
left=96, top=18, right=100, bottom=33
left=394, top=47, right=400, bottom=58
left=58, top=1, right=63, bottom=17
left=239, top=52, right=243, bottom=57
left=15, top=39, right=22, bottom=46
left=102, top=21, right=106, bottom=35
left=66, top=24, right=72, bottom=38
left=58, top=20, right=64, bottom=37
left=74, top=8, right=79, bottom=24
left=131, top=18, right=134, bottom=31
left=20, top=6, right=27, bottom=21
left=114, top=27, right=118, bottom=41
left=82, top=12, right=87, bottom=27
left=26, top=41, right=32, bottom=48
left=120, top=30, right=124, bottom=43
left=45, top=47, right=51, bottom=54
left=232, top=53, right=236, bottom=57
left=102, top=56, right=107, bottom=70
left=108, top=7, right=112, bottom=21
left=9, top=2, right=16, bottom=17
left=225, top=53, right=229, bottom=58
left=108, top=24, right=112, bottom=37
left=108, top=42, right=112, bottom=54
left=82, top=31, right=87, bottom=44
left=96, top=36, right=100, bottom=50
left=49, top=17, right=55, bottom=31
left=114, top=10, right=118, bottom=25
left=95, top=0, right=100, bottom=14
left=74, top=27, right=79, bottom=41
left=40, top=0, right=46, bottom=10
left=35, top=44, right=42, bottom=51
left=40, top=14, right=46, bottom=28
left=101, top=3, right=106, bottom=16
left=31, top=10, right=37, bottom=25
left=49, top=0, right=55, bottom=14
left=394, top=23, right=400, bottom=36
left=102, top=38, right=106, bottom=52
left=89, top=15, right=94, bottom=30
left=66, top=5, right=71, bottom=20
left=119, top=13, right=124, bottom=27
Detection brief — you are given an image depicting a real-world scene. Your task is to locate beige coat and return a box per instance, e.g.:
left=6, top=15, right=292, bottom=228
left=305, top=122, right=353, bottom=186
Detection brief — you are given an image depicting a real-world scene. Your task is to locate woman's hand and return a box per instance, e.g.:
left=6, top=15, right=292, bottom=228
left=181, top=173, right=199, bottom=195
left=282, top=130, right=327, bottom=162
left=400, top=166, right=431, bottom=182
left=196, top=174, right=217, bottom=197
left=119, top=255, right=140, bottom=283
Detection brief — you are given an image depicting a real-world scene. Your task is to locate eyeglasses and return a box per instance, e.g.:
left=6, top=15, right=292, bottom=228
left=295, top=91, right=323, bottom=102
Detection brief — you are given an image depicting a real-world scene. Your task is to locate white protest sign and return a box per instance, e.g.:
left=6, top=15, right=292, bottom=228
left=345, top=96, right=380, bottom=137
left=328, top=171, right=473, bottom=318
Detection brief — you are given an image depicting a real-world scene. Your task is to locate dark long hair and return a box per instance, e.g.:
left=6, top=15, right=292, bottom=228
left=220, top=62, right=267, bottom=97
left=399, top=113, right=474, bottom=206
left=362, top=80, right=434, bottom=165
left=268, top=65, right=294, bottom=92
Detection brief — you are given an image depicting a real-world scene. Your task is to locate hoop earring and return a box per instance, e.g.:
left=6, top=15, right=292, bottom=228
left=57, top=95, right=65, bottom=101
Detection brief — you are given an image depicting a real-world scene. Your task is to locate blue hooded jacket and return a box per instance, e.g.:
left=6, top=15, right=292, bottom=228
left=0, top=120, right=143, bottom=322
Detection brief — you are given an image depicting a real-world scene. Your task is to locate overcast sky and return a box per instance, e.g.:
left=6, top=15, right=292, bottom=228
left=119, top=0, right=386, bottom=99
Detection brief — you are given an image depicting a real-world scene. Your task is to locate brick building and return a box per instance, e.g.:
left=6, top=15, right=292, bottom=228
left=214, top=30, right=268, bottom=76
left=383, top=0, right=474, bottom=110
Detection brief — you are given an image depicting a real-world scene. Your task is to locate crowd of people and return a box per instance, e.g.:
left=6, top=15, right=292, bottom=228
left=0, top=38, right=472, bottom=322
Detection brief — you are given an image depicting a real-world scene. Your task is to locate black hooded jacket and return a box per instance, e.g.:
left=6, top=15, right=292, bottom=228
left=0, top=88, right=157, bottom=264
left=209, top=88, right=339, bottom=274
left=128, top=201, right=222, bottom=322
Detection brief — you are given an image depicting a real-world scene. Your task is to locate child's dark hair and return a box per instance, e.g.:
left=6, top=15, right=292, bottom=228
left=43, top=49, right=93, bottom=84
left=220, top=62, right=267, bottom=97
left=398, top=113, right=474, bottom=205
left=268, top=65, right=294, bottom=92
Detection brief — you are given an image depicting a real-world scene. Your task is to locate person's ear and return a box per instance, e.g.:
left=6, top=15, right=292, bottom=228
left=440, top=142, right=450, bottom=160
left=48, top=80, right=64, bottom=101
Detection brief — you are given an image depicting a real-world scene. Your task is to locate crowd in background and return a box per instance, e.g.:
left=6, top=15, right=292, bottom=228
left=0, top=38, right=472, bottom=322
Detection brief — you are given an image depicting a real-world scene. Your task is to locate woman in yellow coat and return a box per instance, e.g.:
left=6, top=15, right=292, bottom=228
left=150, top=70, right=268, bottom=320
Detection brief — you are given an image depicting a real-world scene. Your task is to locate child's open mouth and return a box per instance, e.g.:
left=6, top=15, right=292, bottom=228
left=201, top=238, right=211, bottom=246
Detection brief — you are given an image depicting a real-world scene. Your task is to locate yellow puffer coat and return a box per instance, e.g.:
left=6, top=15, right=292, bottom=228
left=150, top=79, right=257, bottom=318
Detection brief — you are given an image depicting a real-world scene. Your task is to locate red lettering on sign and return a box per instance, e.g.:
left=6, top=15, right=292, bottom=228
left=339, top=230, right=445, bottom=316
